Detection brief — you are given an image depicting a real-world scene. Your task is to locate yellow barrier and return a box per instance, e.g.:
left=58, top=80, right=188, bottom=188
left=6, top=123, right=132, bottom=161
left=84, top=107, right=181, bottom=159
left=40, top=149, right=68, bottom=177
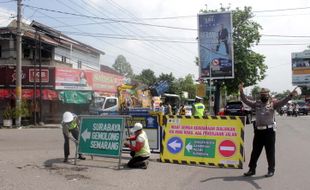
left=160, top=115, right=245, bottom=169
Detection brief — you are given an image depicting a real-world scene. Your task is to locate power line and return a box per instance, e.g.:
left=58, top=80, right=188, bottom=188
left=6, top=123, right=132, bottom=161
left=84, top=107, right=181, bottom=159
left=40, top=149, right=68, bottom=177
left=30, top=8, right=188, bottom=75
left=258, top=43, right=310, bottom=46
left=62, top=31, right=197, bottom=43
left=262, top=34, right=310, bottom=38
left=254, top=6, right=310, bottom=13
left=105, top=0, right=197, bottom=60
left=74, top=0, right=194, bottom=74
left=22, top=4, right=196, bottom=31
left=0, top=0, right=15, bottom=3
left=62, top=0, right=191, bottom=75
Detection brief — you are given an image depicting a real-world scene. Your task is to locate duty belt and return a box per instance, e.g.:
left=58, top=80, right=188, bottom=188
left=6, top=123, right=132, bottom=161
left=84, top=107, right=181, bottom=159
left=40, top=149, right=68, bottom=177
left=256, top=124, right=274, bottom=130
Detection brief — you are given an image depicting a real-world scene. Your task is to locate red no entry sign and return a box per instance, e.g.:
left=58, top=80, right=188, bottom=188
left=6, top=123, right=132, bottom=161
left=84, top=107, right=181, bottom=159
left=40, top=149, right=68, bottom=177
left=219, top=140, right=236, bottom=157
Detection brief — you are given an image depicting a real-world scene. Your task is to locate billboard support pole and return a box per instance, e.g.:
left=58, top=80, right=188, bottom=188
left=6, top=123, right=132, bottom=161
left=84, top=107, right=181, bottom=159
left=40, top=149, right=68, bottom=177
left=209, top=65, right=212, bottom=115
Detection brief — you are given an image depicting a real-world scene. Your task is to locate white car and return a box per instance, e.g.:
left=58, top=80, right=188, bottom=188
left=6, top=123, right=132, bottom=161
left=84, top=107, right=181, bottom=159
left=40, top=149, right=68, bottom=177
left=184, top=105, right=193, bottom=116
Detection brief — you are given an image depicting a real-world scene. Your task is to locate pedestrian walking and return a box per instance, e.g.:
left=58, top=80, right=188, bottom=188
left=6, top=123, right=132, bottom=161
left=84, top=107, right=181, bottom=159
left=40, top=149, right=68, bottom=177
left=124, top=122, right=151, bottom=169
left=239, top=83, right=298, bottom=177
left=62, top=111, right=86, bottom=162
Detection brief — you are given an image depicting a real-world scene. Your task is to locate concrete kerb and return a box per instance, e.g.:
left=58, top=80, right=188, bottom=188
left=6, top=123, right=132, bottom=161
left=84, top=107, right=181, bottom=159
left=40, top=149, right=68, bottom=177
left=30, top=123, right=61, bottom=129
left=0, top=124, right=61, bottom=129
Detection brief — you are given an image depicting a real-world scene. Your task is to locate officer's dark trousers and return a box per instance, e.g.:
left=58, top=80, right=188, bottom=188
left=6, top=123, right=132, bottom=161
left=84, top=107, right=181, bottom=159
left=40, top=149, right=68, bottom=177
left=63, top=127, right=81, bottom=159
left=248, top=128, right=276, bottom=172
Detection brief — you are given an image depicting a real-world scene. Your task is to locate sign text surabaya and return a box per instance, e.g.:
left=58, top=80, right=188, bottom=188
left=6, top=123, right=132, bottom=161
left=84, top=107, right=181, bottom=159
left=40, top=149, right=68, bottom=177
left=168, top=125, right=238, bottom=137
left=89, top=123, right=121, bottom=150
left=92, top=123, right=121, bottom=132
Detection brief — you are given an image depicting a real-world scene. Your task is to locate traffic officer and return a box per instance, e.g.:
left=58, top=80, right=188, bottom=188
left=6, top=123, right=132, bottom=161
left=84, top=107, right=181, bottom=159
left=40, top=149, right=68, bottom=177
left=62, top=111, right=86, bottom=162
left=239, top=83, right=298, bottom=177
left=124, top=122, right=151, bottom=169
left=193, top=96, right=205, bottom=117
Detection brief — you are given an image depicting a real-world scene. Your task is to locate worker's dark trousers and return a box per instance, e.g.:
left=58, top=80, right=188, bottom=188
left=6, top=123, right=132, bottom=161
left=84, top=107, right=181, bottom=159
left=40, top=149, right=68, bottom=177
left=127, top=151, right=149, bottom=168
left=63, top=127, right=81, bottom=159
left=248, top=128, right=276, bottom=173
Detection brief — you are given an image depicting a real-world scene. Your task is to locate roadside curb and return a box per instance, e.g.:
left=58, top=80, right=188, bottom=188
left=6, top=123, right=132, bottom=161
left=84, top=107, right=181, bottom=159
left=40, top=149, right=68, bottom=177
left=1, top=124, right=61, bottom=129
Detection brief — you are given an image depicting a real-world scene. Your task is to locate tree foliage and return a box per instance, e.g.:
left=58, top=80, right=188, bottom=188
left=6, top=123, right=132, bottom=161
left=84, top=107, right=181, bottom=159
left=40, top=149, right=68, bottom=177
left=250, top=85, right=261, bottom=100
left=175, top=74, right=197, bottom=99
left=200, top=7, right=267, bottom=94
left=135, top=69, right=157, bottom=86
left=273, top=90, right=291, bottom=100
left=111, top=55, right=197, bottom=97
left=112, top=55, right=133, bottom=78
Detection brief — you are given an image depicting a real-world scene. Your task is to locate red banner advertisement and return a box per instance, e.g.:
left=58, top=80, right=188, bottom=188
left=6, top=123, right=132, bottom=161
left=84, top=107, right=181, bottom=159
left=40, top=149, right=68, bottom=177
left=55, top=67, right=93, bottom=91
left=91, top=70, right=124, bottom=93
left=55, top=67, right=124, bottom=93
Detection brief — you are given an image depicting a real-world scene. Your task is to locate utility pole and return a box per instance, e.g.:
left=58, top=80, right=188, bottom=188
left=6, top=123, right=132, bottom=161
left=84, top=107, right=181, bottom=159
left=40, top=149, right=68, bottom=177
left=15, top=0, right=22, bottom=127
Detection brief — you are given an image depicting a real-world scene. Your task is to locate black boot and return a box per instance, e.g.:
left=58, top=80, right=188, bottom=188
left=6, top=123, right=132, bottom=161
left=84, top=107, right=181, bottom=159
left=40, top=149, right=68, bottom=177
left=244, top=170, right=255, bottom=176
left=63, top=157, right=68, bottom=163
left=265, top=171, right=274, bottom=177
left=78, top=155, right=86, bottom=160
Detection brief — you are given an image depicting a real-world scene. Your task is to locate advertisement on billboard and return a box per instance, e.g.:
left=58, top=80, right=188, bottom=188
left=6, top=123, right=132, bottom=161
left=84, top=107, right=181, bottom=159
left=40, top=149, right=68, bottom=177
left=292, top=50, right=310, bottom=86
left=55, top=67, right=93, bottom=91
left=198, top=12, right=234, bottom=79
left=92, top=71, right=124, bottom=93
left=55, top=67, right=124, bottom=92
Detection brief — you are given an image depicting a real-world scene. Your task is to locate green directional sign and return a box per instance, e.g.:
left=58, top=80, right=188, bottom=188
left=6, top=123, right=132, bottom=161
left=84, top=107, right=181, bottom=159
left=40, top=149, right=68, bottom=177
left=78, top=116, right=125, bottom=157
left=184, top=138, right=216, bottom=158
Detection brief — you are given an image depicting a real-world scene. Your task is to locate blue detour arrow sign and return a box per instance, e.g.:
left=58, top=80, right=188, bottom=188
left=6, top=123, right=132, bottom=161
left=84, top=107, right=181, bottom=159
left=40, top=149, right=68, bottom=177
left=167, top=137, right=183, bottom=154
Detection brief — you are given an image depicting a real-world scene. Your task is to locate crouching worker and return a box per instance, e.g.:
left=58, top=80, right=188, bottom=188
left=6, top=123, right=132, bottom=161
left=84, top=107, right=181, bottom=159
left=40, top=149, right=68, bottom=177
left=124, top=122, right=151, bottom=169
left=62, top=111, right=86, bottom=162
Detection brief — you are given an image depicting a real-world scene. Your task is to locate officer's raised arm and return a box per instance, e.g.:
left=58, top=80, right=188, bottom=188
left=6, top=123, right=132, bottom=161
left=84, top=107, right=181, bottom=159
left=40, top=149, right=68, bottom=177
left=274, top=87, right=298, bottom=109
left=239, top=82, right=255, bottom=108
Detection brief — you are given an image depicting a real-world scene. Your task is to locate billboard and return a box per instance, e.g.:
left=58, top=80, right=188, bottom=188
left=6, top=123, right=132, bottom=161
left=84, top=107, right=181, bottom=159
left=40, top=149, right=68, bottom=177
left=292, top=50, right=310, bottom=86
left=55, top=67, right=124, bottom=92
left=55, top=67, right=93, bottom=91
left=198, top=12, right=234, bottom=79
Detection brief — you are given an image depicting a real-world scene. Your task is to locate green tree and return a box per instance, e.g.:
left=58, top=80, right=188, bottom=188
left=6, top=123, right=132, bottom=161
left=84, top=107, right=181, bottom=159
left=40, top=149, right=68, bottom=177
left=112, top=55, right=133, bottom=78
left=176, top=74, right=197, bottom=99
left=273, top=90, right=291, bottom=100
left=200, top=7, right=267, bottom=94
left=135, top=69, right=157, bottom=86
left=251, top=85, right=261, bottom=100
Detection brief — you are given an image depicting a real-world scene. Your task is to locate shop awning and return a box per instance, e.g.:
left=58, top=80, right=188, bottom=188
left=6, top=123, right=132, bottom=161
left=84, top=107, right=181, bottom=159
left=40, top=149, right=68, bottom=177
left=59, top=90, right=92, bottom=104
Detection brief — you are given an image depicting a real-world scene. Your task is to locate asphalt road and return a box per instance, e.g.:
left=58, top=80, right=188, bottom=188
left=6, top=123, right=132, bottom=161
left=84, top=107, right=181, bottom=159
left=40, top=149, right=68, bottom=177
left=0, top=115, right=309, bottom=190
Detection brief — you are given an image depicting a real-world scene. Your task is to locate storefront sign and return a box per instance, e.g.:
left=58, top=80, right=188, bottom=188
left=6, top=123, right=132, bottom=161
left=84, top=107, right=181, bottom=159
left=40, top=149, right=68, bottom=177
left=0, top=66, right=54, bottom=88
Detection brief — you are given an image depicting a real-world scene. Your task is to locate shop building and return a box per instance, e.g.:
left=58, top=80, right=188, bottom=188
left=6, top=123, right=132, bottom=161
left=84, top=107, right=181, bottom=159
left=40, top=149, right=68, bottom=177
left=0, top=20, right=123, bottom=125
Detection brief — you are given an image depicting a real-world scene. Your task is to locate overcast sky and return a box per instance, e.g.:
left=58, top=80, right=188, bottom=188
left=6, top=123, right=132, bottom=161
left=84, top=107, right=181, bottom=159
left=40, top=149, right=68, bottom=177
left=1, top=0, right=310, bottom=93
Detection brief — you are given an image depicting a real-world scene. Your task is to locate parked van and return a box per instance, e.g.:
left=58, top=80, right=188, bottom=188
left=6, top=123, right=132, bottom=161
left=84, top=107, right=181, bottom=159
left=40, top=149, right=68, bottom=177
left=89, top=96, right=119, bottom=115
